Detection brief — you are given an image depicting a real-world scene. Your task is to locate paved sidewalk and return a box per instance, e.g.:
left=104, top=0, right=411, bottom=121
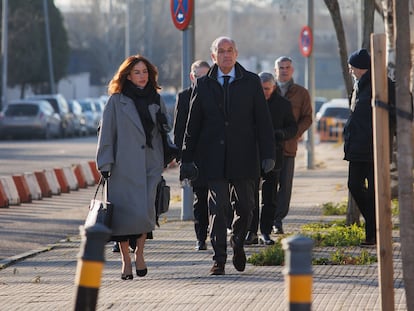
left=0, top=143, right=406, bottom=310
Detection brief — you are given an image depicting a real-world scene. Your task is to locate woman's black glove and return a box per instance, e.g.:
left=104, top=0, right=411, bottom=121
left=100, top=171, right=110, bottom=179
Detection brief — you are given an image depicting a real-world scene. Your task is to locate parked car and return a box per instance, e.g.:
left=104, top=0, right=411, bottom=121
left=68, top=99, right=88, bottom=136
left=91, top=97, right=105, bottom=126
left=160, top=91, right=176, bottom=127
left=316, top=98, right=350, bottom=142
left=0, top=99, right=62, bottom=139
left=77, top=98, right=100, bottom=135
left=26, top=93, right=76, bottom=137
left=314, top=96, right=327, bottom=114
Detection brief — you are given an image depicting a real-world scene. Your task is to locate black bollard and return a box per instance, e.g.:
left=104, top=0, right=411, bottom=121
left=282, top=235, right=313, bottom=311
left=74, top=223, right=111, bottom=311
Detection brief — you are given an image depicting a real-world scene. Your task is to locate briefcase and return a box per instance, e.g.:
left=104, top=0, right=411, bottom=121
left=84, top=177, right=113, bottom=229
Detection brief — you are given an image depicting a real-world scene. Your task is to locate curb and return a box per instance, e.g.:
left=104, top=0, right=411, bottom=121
left=87, top=161, right=100, bottom=185
left=73, top=164, right=88, bottom=189
left=63, top=166, right=79, bottom=191
left=0, top=245, right=56, bottom=270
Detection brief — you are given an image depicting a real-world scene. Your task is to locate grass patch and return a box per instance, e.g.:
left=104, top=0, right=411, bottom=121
left=313, top=249, right=377, bottom=265
left=321, top=201, right=347, bottom=215
left=248, top=220, right=376, bottom=266
left=247, top=240, right=284, bottom=266
left=301, top=222, right=364, bottom=247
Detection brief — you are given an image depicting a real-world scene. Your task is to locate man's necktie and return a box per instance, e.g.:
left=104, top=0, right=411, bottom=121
left=223, top=75, right=230, bottom=115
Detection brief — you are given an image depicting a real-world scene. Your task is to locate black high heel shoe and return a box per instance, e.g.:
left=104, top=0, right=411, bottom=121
left=136, top=268, right=148, bottom=277
left=121, top=274, right=133, bottom=280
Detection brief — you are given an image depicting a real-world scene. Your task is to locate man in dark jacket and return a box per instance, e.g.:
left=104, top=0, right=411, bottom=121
left=344, top=48, right=395, bottom=246
left=173, top=60, right=210, bottom=251
left=180, top=36, right=275, bottom=275
left=245, top=72, right=297, bottom=246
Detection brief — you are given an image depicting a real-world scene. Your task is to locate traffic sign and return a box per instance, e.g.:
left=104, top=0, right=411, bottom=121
left=299, top=26, right=313, bottom=57
left=170, top=0, right=194, bottom=31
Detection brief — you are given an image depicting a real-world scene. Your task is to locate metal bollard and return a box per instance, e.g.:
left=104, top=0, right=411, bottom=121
left=181, top=178, right=194, bottom=220
left=282, top=235, right=313, bottom=311
left=74, top=223, right=111, bottom=311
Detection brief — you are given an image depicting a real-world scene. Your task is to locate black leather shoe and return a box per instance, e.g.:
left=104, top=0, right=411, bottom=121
left=259, top=233, right=275, bottom=245
left=136, top=268, right=148, bottom=277
left=121, top=274, right=133, bottom=280
left=210, top=261, right=225, bottom=275
left=112, top=242, right=120, bottom=252
left=273, top=225, right=284, bottom=235
left=360, top=239, right=376, bottom=247
left=245, top=232, right=258, bottom=245
left=196, top=240, right=207, bottom=250
left=230, top=236, right=246, bottom=272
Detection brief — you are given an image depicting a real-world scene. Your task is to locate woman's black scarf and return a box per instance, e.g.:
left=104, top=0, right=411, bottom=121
left=122, top=80, right=159, bottom=148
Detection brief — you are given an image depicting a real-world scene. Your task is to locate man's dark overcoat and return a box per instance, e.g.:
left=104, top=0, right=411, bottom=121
left=182, top=62, right=275, bottom=180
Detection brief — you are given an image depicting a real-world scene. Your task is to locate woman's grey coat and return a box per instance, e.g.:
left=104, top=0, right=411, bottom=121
left=96, top=93, right=166, bottom=236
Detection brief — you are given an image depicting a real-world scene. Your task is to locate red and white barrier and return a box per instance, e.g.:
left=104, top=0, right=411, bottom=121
left=44, top=169, right=61, bottom=195
left=63, top=166, right=79, bottom=191
left=23, top=172, right=42, bottom=200
left=0, top=176, right=20, bottom=205
left=12, top=175, right=32, bottom=203
left=34, top=171, right=52, bottom=198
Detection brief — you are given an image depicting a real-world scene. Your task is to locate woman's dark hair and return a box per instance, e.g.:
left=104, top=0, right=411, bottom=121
left=108, top=54, right=160, bottom=95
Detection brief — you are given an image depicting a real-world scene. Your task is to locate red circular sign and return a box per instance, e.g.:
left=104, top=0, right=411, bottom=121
left=299, top=26, right=313, bottom=57
left=170, top=0, right=194, bottom=31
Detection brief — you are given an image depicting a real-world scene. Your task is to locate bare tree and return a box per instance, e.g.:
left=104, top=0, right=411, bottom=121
left=323, top=0, right=353, bottom=95
left=394, top=1, right=414, bottom=309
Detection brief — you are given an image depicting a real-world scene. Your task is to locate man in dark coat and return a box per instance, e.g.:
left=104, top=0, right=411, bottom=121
left=245, top=72, right=297, bottom=246
left=180, top=36, right=275, bottom=275
left=173, top=60, right=210, bottom=251
left=344, top=48, right=395, bottom=247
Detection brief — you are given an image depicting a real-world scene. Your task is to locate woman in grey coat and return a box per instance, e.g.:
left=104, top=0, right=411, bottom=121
left=96, top=55, right=167, bottom=280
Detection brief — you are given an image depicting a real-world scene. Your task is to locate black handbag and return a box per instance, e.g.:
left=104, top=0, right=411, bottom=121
left=155, top=176, right=170, bottom=226
left=156, top=109, right=179, bottom=167
left=84, top=177, right=113, bottom=229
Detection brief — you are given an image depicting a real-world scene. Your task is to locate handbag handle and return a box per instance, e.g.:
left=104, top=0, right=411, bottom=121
left=93, top=177, right=107, bottom=201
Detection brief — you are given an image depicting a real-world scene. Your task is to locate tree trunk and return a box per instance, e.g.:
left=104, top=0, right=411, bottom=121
left=394, top=1, right=414, bottom=309
left=362, top=0, right=375, bottom=49
left=323, top=0, right=353, bottom=95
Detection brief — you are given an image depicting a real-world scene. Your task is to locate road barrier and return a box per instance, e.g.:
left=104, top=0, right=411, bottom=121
left=12, top=175, right=32, bottom=203
left=0, top=176, right=21, bottom=205
left=54, top=168, right=70, bottom=193
left=63, top=166, right=79, bottom=191
left=0, top=161, right=100, bottom=209
left=87, top=161, right=101, bottom=185
left=0, top=182, right=9, bottom=208
left=35, top=171, right=52, bottom=198
left=73, top=164, right=88, bottom=189
left=44, top=169, right=62, bottom=195
left=24, top=172, right=42, bottom=200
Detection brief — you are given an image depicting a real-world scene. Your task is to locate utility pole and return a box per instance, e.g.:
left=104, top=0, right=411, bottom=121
left=43, top=0, right=55, bottom=94
left=1, top=0, right=8, bottom=109
left=305, top=0, right=315, bottom=169
left=125, top=0, right=130, bottom=58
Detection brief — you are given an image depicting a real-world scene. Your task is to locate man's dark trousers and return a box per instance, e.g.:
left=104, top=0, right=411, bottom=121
left=193, top=186, right=209, bottom=242
left=208, top=179, right=256, bottom=264
left=348, top=161, right=376, bottom=242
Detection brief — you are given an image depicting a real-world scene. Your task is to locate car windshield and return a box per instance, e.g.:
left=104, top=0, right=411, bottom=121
left=5, top=104, right=38, bottom=116
left=323, top=107, right=349, bottom=119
